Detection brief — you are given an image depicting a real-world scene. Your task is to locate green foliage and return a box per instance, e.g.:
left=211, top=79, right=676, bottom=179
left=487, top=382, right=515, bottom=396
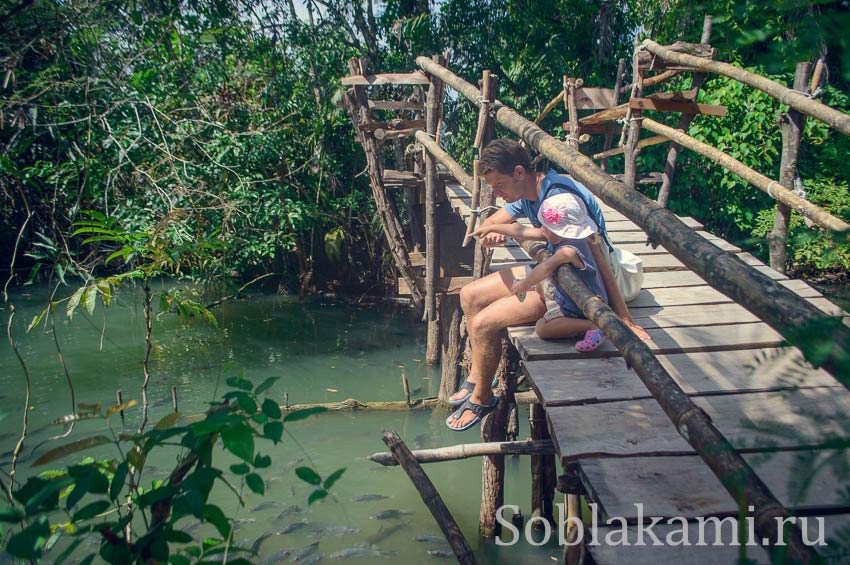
left=0, top=377, right=336, bottom=563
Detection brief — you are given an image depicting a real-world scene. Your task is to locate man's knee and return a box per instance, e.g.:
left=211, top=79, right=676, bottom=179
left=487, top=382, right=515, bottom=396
left=467, top=310, right=500, bottom=339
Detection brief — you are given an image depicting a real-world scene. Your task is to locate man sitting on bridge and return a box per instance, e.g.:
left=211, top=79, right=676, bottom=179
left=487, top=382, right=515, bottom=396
left=446, top=138, right=648, bottom=431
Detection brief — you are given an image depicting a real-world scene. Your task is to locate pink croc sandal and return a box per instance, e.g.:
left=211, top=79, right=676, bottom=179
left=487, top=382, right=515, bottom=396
left=575, top=329, right=605, bottom=352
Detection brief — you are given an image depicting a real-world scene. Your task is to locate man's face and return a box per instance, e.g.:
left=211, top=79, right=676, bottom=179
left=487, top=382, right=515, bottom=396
left=482, top=166, right=525, bottom=202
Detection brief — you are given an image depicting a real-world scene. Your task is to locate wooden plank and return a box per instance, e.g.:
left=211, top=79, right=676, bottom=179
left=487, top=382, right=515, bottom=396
left=369, top=100, right=425, bottom=111
left=523, top=348, right=837, bottom=408
left=582, top=449, right=850, bottom=521
left=575, top=87, right=616, bottom=110
left=341, top=71, right=430, bottom=85
left=547, top=387, right=850, bottom=460
left=579, top=123, right=623, bottom=135
left=629, top=98, right=728, bottom=117
left=511, top=322, right=785, bottom=361
left=580, top=91, right=699, bottom=125
left=588, top=513, right=849, bottom=565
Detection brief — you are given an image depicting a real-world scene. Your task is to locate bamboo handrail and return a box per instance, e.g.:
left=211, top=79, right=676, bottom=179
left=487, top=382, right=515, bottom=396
left=642, top=40, right=850, bottom=136
left=414, top=55, right=850, bottom=381
left=642, top=118, right=850, bottom=232
left=368, top=439, right=555, bottom=466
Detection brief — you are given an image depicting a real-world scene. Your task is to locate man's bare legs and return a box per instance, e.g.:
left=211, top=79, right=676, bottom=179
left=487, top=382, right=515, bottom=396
left=450, top=270, right=545, bottom=429
left=450, top=266, right=526, bottom=403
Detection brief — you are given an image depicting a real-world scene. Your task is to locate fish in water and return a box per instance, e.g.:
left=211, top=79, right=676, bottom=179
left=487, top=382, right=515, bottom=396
left=350, top=494, right=390, bottom=503
left=365, top=523, right=404, bottom=546
left=371, top=509, right=414, bottom=520
left=283, top=457, right=305, bottom=472
left=275, top=505, right=302, bottom=521
left=297, top=554, right=323, bottom=565
left=314, top=525, right=360, bottom=537
left=264, top=548, right=292, bottom=563
left=329, top=547, right=396, bottom=559
left=149, top=398, right=170, bottom=409
left=253, top=501, right=285, bottom=512
left=427, top=547, right=454, bottom=558
left=279, top=521, right=309, bottom=534
left=251, top=531, right=277, bottom=554
left=414, top=534, right=445, bottom=543
left=289, top=542, right=319, bottom=562
left=413, top=433, right=432, bottom=449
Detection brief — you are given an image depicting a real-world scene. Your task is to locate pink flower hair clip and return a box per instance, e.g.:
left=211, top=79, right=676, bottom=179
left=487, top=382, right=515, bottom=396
left=541, top=206, right=563, bottom=225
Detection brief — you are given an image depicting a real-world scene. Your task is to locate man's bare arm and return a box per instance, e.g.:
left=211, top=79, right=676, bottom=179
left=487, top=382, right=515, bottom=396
left=475, top=207, right=516, bottom=247
left=470, top=223, right=546, bottom=242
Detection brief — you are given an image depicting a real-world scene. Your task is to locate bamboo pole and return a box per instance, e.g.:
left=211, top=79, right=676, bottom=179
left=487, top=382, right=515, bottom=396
left=642, top=117, right=849, bottom=232
left=342, top=59, right=423, bottom=308
left=642, top=39, right=850, bottom=136
left=462, top=160, right=482, bottom=247
left=619, top=68, right=679, bottom=94
left=517, top=238, right=816, bottom=563
left=593, top=134, right=668, bottom=160
left=601, top=58, right=626, bottom=172
left=382, top=431, right=478, bottom=565
left=473, top=70, right=493, bottom=152
left=413, top=55, right=849, bottom=392
left=534, top=89, right=565, bottom=125
left=473, top=73, right=498, bottom=280
left=769, top=62, right=813, bottom=273
left=368, top=439, right=555, bottom=466
left=424, top=54, right=445, bottom=364
left=623, top=36, right=644, bottom=189
left=565, top=76, right=580, bottom=149
left=657, top=14, right=713, bottom=208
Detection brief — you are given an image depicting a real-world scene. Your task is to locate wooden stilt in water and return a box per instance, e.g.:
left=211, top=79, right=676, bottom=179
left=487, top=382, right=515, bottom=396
left=479, top=338, right=518, bottom=538
left=116, top=390, right=125, bottom=424
left=424, top=54, right=445, bottom=365
left=438, top=293, right=464, bottom=405
left=171, top=386, right=178, bottom=413
left=382, top=431, right=478, bottom=565
left=529, top=402, right=555, bottom=527
left=769, top=61, right=813, bottom=274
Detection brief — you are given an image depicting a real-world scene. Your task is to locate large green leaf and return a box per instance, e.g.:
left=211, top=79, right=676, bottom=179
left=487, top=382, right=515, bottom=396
left=245, top=473, right=264, bottom=495
left=295, top=466, right=321, bottom=486
left=221, top=423, right=254, bottom=463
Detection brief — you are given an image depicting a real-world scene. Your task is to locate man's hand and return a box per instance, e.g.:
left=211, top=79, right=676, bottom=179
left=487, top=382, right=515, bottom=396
left=625, top=319, right=651, bottom=341
left=470, top=225, right=506, bottom=248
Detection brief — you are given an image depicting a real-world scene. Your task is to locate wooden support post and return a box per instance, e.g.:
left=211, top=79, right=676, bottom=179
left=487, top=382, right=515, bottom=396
left=424, top=54, right=445, bottom=365
left=479, top=338, right=518, bottom=538
left=342, top=58, right=424, bottom=308
left=381, top=431, right=478, bottom=565
left=657, top=14, right=713, bottom=208
left=623, top=36, right=644, bottom=190
left=769, top=62, right=813, bottom=274
left=529, top=402, right=556, bottom=528
left=473, top=72, right=498, bottom=280
left=601, top=58, right=626, bottom=172
left=401, top=369, right=411, bottom=407
left=438, top=293, right=464, bottom=405
left=462, top=160, right=482, bottom=247
left=171, top=386, right=178, bottom=413
left=564, top=76, right=580, bottom=150
left=396, top=139, right=425, bottom=252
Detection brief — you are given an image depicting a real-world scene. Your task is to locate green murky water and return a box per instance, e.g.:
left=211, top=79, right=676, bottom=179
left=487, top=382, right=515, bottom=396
left=0, top=283, right=561, bottom=563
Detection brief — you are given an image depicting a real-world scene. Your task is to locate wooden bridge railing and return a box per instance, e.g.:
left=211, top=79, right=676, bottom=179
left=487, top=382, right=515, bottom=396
left=415, top=56, right=850, bottom=385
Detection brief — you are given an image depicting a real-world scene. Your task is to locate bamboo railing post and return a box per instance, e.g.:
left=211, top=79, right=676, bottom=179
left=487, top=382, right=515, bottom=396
left=657, top=14, right=713, bottom=208
left=564, top=76, right=580, bottom=150
left=623, top=36, right=644, bottom=189
left=368, top=439, right=555, bottom=466
left=342, top=58, right=424, bottom=308
left=382, top=431, right=478, bottom=565
left=473, top=73, right=498, bottom=280
left=642, top=39, right=850, bottom=136
left=462, top=160, right=482, bottom=247
left=479, top=338, right=518, bottom=538
left=768, top=62, right=813, bottom=274
left=424, top=54, right=445, bottom=365
left=601, top=58, right=626, bottom=172
left=529, top=402, right=555, bottom=528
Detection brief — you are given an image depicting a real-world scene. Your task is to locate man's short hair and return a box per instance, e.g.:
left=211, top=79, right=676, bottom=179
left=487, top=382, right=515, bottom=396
left=478, top=138, right=532, bottom=176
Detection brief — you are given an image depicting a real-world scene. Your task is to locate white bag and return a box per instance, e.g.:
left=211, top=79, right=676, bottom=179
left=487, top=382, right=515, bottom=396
left=607, top=246, right=644, bottom=302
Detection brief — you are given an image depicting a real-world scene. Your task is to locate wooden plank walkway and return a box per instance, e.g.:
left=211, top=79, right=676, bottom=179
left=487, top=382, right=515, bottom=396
left=444, top=181, right=850, bottom=563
